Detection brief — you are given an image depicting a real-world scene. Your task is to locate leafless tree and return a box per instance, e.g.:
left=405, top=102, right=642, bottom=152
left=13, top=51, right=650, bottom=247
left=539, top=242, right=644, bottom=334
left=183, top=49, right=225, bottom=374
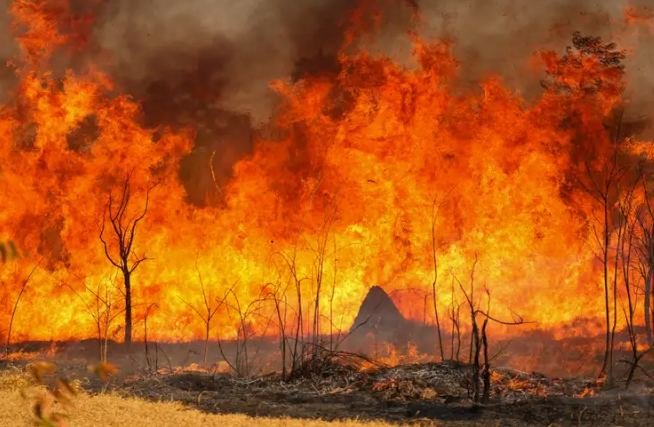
left=143, top=303, right=158, bottom=372
left=57, top=272, right=122, bottom=363
left=263, top=275, right=291, bottom=379
left=217, top=288, right=269, bottom=377
left=453, top=254, right=531, bottom=403
left=430, top=190, right=455, bottom=362
left=269, top=178, right=322, bottom=376
left=305, top=190, right=340, bottom=355
left=612, top=164, right=654, bottom=388
left=179, top=262, right=238, bottom=368
left=608, top=175, right=632, bottom=385
left=448, top=276, right=462, bottom=361
left=577, top=150, right=629, bottom=379
left=5, top=254, right=47, bottom=358
left=615, top=173, right=653, bottom=388
left=635, top=169, right=654, bottom=346
left=99, top=176, right=153, bottom=344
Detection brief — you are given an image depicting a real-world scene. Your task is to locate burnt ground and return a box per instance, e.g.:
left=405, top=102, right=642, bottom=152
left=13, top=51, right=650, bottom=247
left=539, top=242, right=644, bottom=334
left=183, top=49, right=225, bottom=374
left=89, top=363, right=654, bottom=427
left=5, top=356, right=652, bottom=427
left=3, top=340, right=654, bottom=427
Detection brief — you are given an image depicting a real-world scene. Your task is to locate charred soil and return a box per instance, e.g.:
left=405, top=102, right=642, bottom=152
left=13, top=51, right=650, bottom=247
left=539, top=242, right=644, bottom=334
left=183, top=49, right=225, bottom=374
left=8, top=359, right=649, bottom=427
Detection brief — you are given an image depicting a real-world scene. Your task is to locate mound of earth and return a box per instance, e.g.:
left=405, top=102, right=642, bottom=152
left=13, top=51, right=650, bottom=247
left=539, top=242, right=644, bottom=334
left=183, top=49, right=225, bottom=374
left=350, top=286, right=409, bottom=333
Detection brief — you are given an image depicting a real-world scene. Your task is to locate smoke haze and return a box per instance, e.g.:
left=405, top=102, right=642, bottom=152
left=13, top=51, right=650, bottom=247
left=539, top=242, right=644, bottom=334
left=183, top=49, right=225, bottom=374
left=1, top=0, right=653, bottom=201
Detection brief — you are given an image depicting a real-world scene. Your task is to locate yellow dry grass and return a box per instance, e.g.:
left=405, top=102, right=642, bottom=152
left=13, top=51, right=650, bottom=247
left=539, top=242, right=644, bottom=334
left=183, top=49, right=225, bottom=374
left=3, top=388, right=396, bottom=427
left=0, top=370, right=492, bottom=427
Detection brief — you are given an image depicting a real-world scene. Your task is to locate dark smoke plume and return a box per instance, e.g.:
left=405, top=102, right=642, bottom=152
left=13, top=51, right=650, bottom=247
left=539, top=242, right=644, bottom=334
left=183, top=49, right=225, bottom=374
left=0, top=0, right=652, bottom=203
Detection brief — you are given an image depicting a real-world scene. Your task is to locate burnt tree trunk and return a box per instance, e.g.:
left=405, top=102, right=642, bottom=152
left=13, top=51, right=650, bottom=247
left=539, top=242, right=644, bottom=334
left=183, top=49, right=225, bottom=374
left=99, top=176, right=152, bottom=346
left=599, top=199, right=611, bottom=379
left=481, top=318, right=490, bottom=403
left=646, top=272, right=653, bottom=345
left=124, top=269, right=132, bottom=344
left=204, top=322, right=210, bottom=368
left=471, top=317, right=480, bottom=402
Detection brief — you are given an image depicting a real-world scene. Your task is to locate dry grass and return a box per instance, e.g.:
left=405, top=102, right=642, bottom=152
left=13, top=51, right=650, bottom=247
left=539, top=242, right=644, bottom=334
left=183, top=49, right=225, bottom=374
left=4, top=387, right=410, bottom=427
left=0, top=370, right=429, bottom=427
left=1, top=381, right=386, bottom=427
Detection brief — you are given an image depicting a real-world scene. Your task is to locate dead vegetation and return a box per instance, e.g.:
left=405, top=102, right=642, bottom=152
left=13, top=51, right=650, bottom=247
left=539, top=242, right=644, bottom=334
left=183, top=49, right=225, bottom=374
left=3, top=371, right=451, bottom=427
left=22, top=359, right=647, bottom=427
left=2, top=328, right=654, bottom=427
left=99, top=175, right=155, bottom=345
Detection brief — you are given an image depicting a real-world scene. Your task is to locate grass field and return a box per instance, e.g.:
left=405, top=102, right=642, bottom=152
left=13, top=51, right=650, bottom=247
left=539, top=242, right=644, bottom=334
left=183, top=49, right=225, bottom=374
left=5, top=362, right=644, bottom=427
left=2, top=388, right=404, bottom=427
left=1, top=369, right=389, bottom=427
left=0, top=371, right=520, bottom=427
left=1, top=370, right=472, bottom=427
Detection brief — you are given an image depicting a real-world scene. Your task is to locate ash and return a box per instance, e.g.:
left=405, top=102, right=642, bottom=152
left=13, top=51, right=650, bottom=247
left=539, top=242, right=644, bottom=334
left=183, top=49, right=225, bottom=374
left=72, top=360, right=654, bottom=427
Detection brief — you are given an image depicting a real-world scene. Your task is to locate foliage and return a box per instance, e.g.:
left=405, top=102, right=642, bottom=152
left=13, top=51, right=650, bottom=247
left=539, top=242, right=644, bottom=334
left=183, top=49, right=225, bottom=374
left=541, top=31, right=626, bottom=96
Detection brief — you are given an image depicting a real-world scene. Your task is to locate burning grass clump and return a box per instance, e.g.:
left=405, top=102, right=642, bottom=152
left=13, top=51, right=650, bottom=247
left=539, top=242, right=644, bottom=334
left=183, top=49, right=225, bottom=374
left=287, top=348, right=379, bottom=381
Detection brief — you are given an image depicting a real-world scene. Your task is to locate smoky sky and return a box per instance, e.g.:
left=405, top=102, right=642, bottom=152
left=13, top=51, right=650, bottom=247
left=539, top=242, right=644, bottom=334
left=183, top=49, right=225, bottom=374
left=0, top=0, right=653, bottom=203
left=91, top=0, right=654, bottom=131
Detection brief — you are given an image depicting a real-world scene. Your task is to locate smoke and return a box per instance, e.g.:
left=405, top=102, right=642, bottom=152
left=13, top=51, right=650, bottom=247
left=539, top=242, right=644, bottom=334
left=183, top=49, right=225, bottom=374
left=86, top=0, right=652, bottom=143
left=85, top=0, right=361, bottom=204
left=415, top=0, right=654, bottom=131
left=93, top=0, right=356, bottom=121
left=0, top=0, right=652, bottom=201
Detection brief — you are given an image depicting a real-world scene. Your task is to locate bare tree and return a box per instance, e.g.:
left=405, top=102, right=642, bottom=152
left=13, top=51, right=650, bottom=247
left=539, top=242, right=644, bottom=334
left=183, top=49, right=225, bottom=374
left=305, top=190, right=340, bottom=355
left=263, top=274, right=291, bottom=379
left=543, top=31, right=627, bottom=380
left=270, top=177, right=322, bottom=376
left=453, top=254, right=531, bottom=403
left=448, top=276, right=462, bottom=361
left=329, top=236, right=340, bottom=351
left=217, top=288, right=268, bottom=377
left=57, top=272, right=122, bottom=363
left=180, top=262, right=238, bottom=368
left=577, top=151, right=628, bottom=379
left=99, top=176, right=153, bottom=344
left=5, top=255, right=47, bottom=358
left=429, top=191, right=454, bottom=362
left=614, top=172, right=654, bottom=389
left=143, top=303, right=159, bottom=372
left=636, top=169, right=654, bottom=346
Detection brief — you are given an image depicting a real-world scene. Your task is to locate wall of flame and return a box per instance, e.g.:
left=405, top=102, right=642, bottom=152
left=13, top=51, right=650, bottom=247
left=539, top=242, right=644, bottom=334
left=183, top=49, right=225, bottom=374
left=0, top=0, right=652, bottom=345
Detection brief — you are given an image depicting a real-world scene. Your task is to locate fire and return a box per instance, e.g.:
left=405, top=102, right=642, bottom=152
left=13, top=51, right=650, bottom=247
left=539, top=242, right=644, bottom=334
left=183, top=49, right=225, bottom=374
left=0, top=0, right=652, bottom=358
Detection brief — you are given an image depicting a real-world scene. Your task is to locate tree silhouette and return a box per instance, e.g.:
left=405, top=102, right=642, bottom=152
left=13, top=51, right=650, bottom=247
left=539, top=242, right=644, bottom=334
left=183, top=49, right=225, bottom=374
left=99, top=176, right=152, bottom=345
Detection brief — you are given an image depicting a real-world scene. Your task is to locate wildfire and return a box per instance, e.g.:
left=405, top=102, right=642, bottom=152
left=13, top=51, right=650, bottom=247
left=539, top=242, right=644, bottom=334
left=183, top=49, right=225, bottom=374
left=0, top=0, right=652, bottom=361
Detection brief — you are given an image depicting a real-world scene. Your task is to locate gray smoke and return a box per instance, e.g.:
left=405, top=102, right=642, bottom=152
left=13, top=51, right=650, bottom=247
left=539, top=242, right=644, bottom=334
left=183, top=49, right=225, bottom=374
left=93, top=0, right=357, bottom=123
left=0, top=0, right=652, bottom=201
left=417, top=0, right=654, bottom=131
left=87, top=0, right=653, bottom=136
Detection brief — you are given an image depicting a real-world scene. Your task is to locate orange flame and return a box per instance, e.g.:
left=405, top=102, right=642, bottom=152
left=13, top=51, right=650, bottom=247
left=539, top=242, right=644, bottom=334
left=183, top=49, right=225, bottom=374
left=0, top=0, right=652, bottom=357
